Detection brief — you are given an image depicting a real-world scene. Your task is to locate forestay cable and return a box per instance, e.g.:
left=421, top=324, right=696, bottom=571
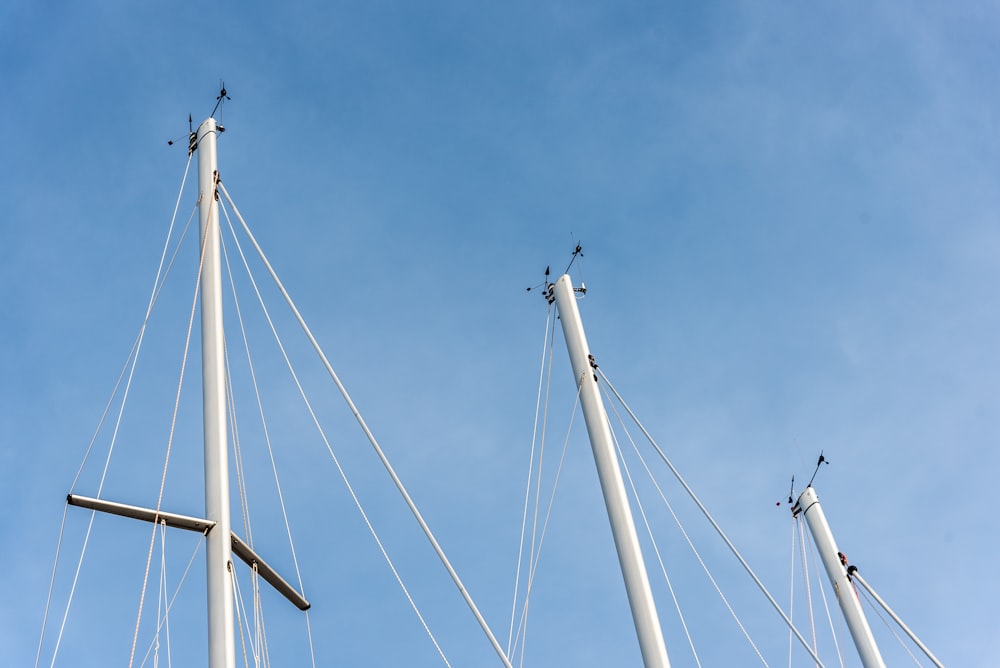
left=218, top=181, right=511, bottom=667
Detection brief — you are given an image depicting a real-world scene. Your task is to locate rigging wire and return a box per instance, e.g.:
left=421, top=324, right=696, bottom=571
left=215, top=240, right=256, bottom=553
left=220, top=217, right=316, bottom=668
left=129, top=209, right=212, bottom=668
left=601, top=384, right=768, bottom=666
left=222, top=199, right=440, bottom=665
left=850, top=569, right=944, bottom=667
left=137, top=534, right=206, bottom=667
left=230, top=562, right=273, bottom=668
left=231, top=559, right=254, bottom=668
left=301, top=611, right=317, bottom=668
left=46, top=512, right=104, bottom=668
left=788, top=517, right=797, bottom=668
left=595, top=367, right=828, bottom=668
left=153, top=520, right=170, bottom=668
left=220, top=202, right=324, bottom=665
left=218, top=181, right=509, bottom=667
left=259, top=592, right=273, bottom=668
left=512, top=309, right=559, bottom=664
left=855, top=585, right=924, bottom=666
left=224, top=343, right=254, bottom=545
left=806, top=526, right=845, bottom=668
left=601, top=396, right=703, bottom=668
left=510, top=386, right=581, bottom=666
left=34, top=506, right=69, bottom=668
left=799, top=514, right=818, bottom=660
left=246, top=310, right=454, bottom=665
left=39, top=156, right=196, bottom=668
left=253, top=566, right=265, bottom=668
left=49, top=238, right=195, bottom=665
left=69, top=158, right=196, bottom=496
left=507, top=303, right=555, bottom=654
left=164, top=528, right=174, bottom=668
left=220, top=209, right=304, bottom=573
left=219, top=194, right=449, bottom=665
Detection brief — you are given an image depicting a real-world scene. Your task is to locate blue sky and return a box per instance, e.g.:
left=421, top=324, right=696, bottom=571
left=3, top=1, right=998, bottom=665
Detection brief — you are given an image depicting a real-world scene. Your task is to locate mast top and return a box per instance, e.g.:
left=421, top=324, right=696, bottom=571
left=175, top=85, right=229, bottom=154
left=192, top=116, right=225, bottom=157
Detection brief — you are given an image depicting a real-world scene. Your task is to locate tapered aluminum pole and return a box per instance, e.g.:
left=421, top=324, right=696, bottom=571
left=793, top=487, right=884, bottom=668
left=549, top=275, right=670, bottom=668
left=196, top=117, right=236, bottom=668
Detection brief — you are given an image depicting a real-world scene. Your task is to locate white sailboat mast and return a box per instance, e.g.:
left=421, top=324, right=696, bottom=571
left=196, top=117, right=237, bottom=668
left=549, top=275, right=671, bottom=668
left=793, top=486, right=884, bottom=668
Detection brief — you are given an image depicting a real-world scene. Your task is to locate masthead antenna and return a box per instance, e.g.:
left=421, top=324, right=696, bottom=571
left=564, top=242, right=584, bottom=274
left=210, top=81, right=231, bottom=119
left=807, top=450, right=829, bottom=487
